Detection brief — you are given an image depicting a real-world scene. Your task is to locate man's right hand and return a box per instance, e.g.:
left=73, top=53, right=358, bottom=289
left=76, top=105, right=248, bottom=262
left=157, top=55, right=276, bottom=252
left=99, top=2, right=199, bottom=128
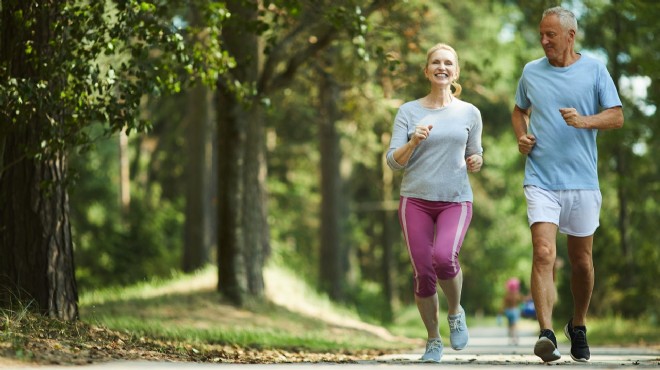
left=517, top=134, right=536, bottom=154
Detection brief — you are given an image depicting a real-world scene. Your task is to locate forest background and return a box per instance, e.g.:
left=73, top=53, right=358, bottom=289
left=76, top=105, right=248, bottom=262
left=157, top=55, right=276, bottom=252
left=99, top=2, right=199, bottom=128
left=0, top=0, right=657, bottom=332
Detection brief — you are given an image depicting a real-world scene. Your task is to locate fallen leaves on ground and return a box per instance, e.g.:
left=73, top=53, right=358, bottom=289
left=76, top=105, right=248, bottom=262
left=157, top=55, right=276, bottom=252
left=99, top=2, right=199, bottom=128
left=0, top=312, right=392, bottom=366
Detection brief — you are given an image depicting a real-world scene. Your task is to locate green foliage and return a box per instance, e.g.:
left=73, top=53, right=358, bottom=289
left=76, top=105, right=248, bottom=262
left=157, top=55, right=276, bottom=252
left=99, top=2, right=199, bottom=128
left=572, top=0, right=660, bottom=318
left=19, top=0, right=654, bottom=324
left=69, top=126, right=183, bottom=291
left=0, top=0, right=230, bottom=158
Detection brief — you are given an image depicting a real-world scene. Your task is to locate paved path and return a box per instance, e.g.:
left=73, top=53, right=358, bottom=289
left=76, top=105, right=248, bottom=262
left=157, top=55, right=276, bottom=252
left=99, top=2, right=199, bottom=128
left=3, top=324, right=658, bottom=369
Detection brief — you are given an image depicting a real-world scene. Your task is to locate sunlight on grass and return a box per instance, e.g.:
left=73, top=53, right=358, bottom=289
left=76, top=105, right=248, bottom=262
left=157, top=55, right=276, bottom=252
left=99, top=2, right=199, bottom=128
left=79, top=263, right=409, bottom=352
left=94, top=315, right=389, bottom=351
left=264, top=262, right=357, bottom=319
left=79, top=265, right=216, bottom=306
left=78, top=263, right=658, bottom=350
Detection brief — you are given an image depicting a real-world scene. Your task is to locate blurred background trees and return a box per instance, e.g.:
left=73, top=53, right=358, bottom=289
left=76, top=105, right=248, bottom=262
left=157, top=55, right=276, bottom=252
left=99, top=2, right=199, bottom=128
left=2, top=0, right=657, bottom=324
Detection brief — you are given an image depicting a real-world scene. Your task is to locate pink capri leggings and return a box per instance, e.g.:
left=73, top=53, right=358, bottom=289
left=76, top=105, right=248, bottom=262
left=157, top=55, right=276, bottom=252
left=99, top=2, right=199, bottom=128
left=398, top=197, right=473, bottom=298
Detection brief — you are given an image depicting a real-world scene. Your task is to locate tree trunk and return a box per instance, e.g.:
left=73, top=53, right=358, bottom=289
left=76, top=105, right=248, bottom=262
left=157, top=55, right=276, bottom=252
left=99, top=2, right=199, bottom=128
left=0, top=0, right=78, bottom=320
left=609, top=1, right=634, bottom=286
left=318, top=60, right=346, bottom=301
left=380, top=133, right=396, bottom=322
left=183, top=83, right=216, bottom=272
left=0, top=141, right=78, bottom=320
left=119, top=128, right=130, bottom=215
left=216, top=0, right=267, bottom=305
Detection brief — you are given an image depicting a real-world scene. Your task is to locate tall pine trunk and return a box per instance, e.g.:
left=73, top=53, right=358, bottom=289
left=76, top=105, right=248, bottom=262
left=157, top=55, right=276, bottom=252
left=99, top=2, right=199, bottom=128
left=216, top=0, right=267, bottom=305
left=0, top=0, right=78, bottom=320
left=0, top=140, right=78, bottom=320
left=609, top=0, right=634, bottom=286
left=183, top=84, right=216, bottom=272
left=182, top=4, right=217, bottom=273
left=318, top=60, right=346, bottom=301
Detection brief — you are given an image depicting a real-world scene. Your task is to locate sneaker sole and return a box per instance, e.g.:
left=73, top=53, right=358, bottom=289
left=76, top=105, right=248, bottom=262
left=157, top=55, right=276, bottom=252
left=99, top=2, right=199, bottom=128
left=451, top=336, right=469, bottom=351
left=570, top=354, right=590, bottom=362
left=564, top=324, right=590, bottom=362
left=534, top=337, right=561, bottom=362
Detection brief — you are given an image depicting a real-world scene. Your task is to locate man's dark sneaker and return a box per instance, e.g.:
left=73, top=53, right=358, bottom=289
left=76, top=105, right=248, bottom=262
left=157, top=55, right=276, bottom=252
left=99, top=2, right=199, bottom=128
left=534, top=329, right=561, bottom=362
left=564, top=318, right=590, bottom=362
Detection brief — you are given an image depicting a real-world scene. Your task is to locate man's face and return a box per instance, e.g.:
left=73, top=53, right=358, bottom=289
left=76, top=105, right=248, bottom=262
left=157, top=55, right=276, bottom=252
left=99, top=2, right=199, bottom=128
left=539, top=14, right=573, bottom=64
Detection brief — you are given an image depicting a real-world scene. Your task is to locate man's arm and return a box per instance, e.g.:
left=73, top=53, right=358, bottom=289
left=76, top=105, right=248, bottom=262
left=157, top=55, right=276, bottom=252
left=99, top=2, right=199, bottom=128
left=512, top=105, right=536, bottom=155
left=559, top=106, right=624, bottom=130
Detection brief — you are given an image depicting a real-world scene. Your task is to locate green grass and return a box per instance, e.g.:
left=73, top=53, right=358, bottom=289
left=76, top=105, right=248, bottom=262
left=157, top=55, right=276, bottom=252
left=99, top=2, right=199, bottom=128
left=79, top=264, right=412, bottom=353
left=2, top=265, right=657, bottom=365
left=78, top=264, right=659, bottom=350
left=586, top=315, right=660, bottom=346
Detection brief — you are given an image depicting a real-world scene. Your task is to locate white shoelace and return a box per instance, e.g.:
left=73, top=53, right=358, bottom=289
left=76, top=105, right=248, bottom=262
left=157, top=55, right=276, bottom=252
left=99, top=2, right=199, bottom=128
left=448, top=315, right=464, bottom=332
left=426, top=339, right=443, bottom=352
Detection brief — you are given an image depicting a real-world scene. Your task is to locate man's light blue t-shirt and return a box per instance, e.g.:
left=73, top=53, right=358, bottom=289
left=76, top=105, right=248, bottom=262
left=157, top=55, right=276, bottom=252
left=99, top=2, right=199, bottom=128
left=515, top=54, right=622, bottom=190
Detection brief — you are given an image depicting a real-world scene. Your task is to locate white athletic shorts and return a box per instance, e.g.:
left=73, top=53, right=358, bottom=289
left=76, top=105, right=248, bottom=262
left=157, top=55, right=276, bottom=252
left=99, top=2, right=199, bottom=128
left=523, top=185, right=602, bottom=237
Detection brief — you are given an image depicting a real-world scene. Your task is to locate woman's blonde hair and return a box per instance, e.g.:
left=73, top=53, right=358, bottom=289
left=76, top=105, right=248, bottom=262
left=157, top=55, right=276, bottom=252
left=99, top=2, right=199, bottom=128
left=425, top=43, right=462, bottom=97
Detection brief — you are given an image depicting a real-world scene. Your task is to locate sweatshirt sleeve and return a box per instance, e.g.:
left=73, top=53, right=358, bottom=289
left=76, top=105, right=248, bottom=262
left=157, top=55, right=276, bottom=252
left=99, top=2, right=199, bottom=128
left=386, top=106, right=410, bottom=171
left=465, top=105, right=483, bottom=157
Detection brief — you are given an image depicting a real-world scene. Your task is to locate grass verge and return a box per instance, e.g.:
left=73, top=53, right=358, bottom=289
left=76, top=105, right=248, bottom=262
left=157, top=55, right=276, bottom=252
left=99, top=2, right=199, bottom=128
left=2, top=264, right=658, bottom=366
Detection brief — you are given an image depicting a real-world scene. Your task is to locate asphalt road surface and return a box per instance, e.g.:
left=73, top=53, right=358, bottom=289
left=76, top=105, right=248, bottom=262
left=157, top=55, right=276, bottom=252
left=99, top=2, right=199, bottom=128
left=3, top=323, right=658, bottom=369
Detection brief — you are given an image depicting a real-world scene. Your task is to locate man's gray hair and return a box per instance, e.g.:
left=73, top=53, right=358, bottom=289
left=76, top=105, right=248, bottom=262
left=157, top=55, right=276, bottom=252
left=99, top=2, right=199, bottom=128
left=543, top=6, right=578, bottom=33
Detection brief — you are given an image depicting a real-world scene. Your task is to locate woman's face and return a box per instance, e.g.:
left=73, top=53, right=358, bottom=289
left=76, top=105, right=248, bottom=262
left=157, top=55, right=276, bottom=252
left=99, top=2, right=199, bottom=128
left=424, top=49, right=458, bottom=87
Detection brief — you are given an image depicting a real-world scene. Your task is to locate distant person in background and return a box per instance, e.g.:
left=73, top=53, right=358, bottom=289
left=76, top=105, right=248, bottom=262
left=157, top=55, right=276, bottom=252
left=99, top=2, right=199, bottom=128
left=511, top=6, right=624, bottom=363
left=501, top=278, right=523, bottom=345
left=386, top=42, right=483, bottom=363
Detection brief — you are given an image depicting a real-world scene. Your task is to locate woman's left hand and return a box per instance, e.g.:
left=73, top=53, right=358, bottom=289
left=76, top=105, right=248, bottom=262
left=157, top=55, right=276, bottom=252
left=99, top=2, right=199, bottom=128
left=466, top=154, right=483, bottom=173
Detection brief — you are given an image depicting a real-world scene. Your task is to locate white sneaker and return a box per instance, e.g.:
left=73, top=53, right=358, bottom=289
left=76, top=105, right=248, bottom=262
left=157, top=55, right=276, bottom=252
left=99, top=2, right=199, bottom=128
left=420, top=338, right=443, bottom=363
left=448, top=307, right=469, bottom=350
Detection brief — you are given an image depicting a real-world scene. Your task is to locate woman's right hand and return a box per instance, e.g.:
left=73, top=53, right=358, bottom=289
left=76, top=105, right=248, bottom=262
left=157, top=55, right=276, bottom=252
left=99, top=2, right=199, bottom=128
left=410, top=124, right=433, bottom=148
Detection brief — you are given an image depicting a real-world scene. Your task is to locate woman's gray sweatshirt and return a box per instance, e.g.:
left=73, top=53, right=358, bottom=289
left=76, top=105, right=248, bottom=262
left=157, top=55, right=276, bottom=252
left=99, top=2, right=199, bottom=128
left=386, top=98, right=483, bottom=202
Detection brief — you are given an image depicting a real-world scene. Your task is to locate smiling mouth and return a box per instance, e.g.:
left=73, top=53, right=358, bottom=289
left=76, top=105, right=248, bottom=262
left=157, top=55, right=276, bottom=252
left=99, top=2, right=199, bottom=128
left=434, top=72, right=449, bottom=78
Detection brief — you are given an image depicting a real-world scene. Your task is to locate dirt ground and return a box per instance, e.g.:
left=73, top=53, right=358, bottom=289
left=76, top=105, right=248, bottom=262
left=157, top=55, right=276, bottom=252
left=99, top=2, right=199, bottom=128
left=2, top=269, right=657, bottom=368
left=0, top=272, right=401, bottom=367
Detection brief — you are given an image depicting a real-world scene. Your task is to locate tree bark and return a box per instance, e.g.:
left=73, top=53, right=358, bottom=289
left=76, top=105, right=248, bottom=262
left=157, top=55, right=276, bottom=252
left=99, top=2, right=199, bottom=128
left=183, top=83, right=216, bottom=272
left=380, top=133, right=396, bottom=322
left=0, top=142, right=78, bottom=320
left=119, top=128, right=131, bottom=215
left=216, top=0, right=266, bottom=305
left=318, top=58, right=346, bottom=301
left=609, top=0, right=634, bottom=286
left=0, top=1, right=78, bottom=320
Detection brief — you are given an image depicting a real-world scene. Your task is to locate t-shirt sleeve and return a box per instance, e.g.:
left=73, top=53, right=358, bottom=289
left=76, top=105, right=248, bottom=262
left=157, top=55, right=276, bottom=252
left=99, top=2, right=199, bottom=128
left=597, top=64, right=623, bottom=109
left=514, top=73, right=531, bottom=109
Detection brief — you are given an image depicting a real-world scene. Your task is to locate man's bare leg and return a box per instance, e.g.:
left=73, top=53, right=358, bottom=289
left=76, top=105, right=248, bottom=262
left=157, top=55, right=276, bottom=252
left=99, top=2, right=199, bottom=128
left=530, top=222, right=558, bottom=330
left=530, top=222, right=561, bottom=362
left=566, top=234, right=594, bottom=327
